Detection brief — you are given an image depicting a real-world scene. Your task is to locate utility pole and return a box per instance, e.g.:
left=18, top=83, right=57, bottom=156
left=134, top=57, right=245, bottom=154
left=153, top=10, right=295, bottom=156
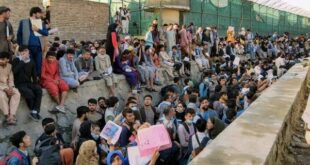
left=109, top=0, right=112, bottom=24
left=139, top=0, right=142, bottom=35
left=159, top=0, right=162, bottom=25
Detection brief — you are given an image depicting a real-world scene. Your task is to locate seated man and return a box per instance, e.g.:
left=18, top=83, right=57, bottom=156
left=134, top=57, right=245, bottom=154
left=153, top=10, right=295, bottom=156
left=0, top=52, right=21, bottom=125
left=59, top=48, right=80, bottom=89
left=158, top=45, right=176, bottom=78
left=74, top=49, right=94, bottom=83
left=95, top=47, right=116, bottom=96
left=41, top=51, right=69, bottom=113
left=192, top=43, right=210, bottom=71
left=12, top=46, right=42, bottom=121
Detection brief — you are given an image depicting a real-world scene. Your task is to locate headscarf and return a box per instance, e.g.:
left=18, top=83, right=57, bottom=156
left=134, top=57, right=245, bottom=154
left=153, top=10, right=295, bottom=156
left=106, top=23, right=119, bottom=63
left=107, top=150, right=125, bottom=165
left=76, top=140, right=99, bottom=165
left=208, top=117, right=226, bottom=139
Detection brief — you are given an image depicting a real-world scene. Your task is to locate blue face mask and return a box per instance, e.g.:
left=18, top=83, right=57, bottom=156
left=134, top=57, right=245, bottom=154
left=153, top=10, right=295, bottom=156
left=91, top=133, right=99, bottom=140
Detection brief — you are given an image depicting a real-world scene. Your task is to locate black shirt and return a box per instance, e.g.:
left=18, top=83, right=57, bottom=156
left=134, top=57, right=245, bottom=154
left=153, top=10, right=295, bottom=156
left=12, top=58, right=37, bottom=86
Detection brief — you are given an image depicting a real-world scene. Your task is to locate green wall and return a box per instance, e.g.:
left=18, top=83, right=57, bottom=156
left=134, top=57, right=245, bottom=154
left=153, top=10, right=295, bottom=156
left=110, top=0, right=310, bottom=36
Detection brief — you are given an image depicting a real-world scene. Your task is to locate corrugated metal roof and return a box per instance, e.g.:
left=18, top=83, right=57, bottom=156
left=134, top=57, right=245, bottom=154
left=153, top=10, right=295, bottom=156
left=248, top=0, right=310, bottom=17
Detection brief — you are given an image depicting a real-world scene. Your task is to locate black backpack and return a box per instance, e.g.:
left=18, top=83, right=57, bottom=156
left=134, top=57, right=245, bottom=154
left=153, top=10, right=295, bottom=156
left=34, top=137, right=62, bottom=165
left=182, top=122, right=196, bottom=135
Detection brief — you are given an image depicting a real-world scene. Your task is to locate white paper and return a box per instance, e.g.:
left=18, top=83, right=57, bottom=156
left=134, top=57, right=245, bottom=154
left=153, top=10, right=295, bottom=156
left=30, top=18, right=43, bottom=37
left=306, top=131, right=310, bottom=145
left=100, top=121, right=122, bottom=144
left=184, top=57, right=190, bottom=62
left=233, top=56, right=240, bottom=66
left=128, top=146, right=152, bottom=165
left=6, top=25, right=9, bottom=38
left=107, top=66, right=113, bottom=75
left=48, top=28, right=59, bottom=35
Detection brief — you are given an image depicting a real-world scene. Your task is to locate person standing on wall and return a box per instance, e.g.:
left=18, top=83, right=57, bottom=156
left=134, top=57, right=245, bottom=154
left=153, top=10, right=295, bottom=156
left=17, top=7, right=48, bottom=77
left=0, top=6, right=14, bottom=56
left=120, top=6, right=130, bottom=35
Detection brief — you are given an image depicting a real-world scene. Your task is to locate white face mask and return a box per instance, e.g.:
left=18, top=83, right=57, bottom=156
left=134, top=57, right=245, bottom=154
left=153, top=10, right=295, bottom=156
left=131, top=106, right=139, bottom=111
left=91, top=50, right=97, bottom=54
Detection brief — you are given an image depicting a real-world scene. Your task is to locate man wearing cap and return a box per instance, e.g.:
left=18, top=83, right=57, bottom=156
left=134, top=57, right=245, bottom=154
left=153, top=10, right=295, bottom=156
left=0, top=6, right=14, bottom=54
left=121, top=35, right=131, bottom=52
left=17, top=7, right=48, bottom=76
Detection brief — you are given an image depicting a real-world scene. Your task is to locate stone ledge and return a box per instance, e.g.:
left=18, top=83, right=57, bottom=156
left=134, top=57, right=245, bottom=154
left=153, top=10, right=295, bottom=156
left=190, top=62, right=310, bottom=165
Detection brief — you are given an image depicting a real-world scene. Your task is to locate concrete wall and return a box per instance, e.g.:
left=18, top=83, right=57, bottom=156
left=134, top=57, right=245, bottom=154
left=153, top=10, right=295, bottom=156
left=155, top=9, right=180, bottom=24
left=0, top=0, right=109, bottom=41
left=190, top=62, right=310, bottom=165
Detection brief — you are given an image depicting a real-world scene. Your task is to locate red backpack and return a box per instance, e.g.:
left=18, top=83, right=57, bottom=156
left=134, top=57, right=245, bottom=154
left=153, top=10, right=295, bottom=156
left=0, top=150, right=22, bottom=165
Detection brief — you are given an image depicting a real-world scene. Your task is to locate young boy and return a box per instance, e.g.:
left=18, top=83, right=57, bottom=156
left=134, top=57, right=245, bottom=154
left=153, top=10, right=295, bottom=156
left=7, top=131, right=32, bottom=165
left=12, top=46, right=43, bottom=121
left=177, top=108, right=196, bottom=165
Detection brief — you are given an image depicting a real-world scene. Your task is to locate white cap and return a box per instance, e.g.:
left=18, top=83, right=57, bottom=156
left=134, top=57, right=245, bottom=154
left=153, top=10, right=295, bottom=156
left=125, top=36, right=131, bottom=40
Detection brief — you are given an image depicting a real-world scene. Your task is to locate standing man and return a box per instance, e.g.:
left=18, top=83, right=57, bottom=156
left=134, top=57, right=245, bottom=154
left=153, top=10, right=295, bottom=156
left=0, top=6, right=14, bottom=54
left=17, top=7, right=48, bottom=76
left=120, top=6, right=130, bottom=35
left=211, top=26, right=219, bottom=57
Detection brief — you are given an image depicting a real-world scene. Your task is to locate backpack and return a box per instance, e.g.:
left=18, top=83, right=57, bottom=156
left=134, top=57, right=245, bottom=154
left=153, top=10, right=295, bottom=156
left=34, top=138, right=62, bottom=165
left=182, top=122, right=196, bottom=135
left=192, top=133, right=210, bottom=156
left=0, top=150, right=23, bottom=165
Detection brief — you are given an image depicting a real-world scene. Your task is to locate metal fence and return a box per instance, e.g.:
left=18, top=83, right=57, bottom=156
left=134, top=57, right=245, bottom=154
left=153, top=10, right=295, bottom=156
left=109, top=0, right=158, bottom=35
left=109, top=0, right=310, bottom=36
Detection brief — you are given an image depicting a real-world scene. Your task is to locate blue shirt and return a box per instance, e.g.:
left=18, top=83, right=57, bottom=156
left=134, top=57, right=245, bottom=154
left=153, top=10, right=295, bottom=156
left=7, top=149, right=31, bottom=165
left=194, top=109, right=218, bottom=123
left=17, top=19, right=48, bottom=47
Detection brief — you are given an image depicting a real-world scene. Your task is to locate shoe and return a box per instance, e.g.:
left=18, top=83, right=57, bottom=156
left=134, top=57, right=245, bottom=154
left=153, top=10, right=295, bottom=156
left=7, top=118, right=16, bottom=125
left=140, top=82, right=147, bottom=87
left=48, top=108, right=59, bottom=114
left=29, top=113, right=39, bottom=122
left=36, top=113, right=42, bottom=120
left=12, top=115, right=17, bottom=122
left=145, top=87, right=152, bottom=92
left=72, top=88, right=78, bottom=93
left=4, top=115, right=9, bottom=123
left=56, top=106, right=66, bottom=114
left=154, top=81, right=162, bottom=86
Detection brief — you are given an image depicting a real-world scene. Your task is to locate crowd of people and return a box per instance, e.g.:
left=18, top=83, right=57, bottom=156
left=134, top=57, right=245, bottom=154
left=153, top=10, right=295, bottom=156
left=0, top=4, right=309, bottom=165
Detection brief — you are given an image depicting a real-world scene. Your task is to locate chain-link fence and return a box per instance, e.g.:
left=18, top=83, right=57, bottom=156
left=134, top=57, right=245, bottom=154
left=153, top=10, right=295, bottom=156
left=109, top=0, right=310, bottom=36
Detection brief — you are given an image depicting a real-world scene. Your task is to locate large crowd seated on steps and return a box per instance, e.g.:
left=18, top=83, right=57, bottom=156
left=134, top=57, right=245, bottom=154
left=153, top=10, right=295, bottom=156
left=0, top=5, right=309, bottom=165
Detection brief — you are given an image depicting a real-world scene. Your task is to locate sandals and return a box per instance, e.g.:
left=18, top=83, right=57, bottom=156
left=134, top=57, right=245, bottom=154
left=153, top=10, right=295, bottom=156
left=146, top=87, right=152, bottom=92
left=5, top=115, right=17, bottom=125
